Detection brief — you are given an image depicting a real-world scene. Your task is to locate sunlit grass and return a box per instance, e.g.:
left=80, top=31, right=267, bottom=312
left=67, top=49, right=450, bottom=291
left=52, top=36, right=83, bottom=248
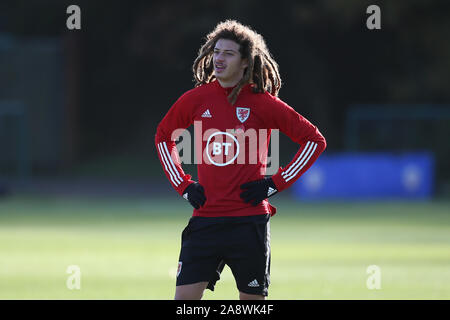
left=0, top=195, right=449, bottom=299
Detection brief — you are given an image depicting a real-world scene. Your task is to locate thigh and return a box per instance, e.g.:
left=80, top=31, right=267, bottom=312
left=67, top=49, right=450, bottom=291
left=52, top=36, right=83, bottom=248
left=175, top=281, right=209, bottom=300
left=225, top=215, right=271, bottom=297
left=176, top=218, right=226, bottom=290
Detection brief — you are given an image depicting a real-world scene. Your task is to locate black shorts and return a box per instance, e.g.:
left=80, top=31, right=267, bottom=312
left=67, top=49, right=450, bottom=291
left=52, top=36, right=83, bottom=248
left=176, top=213, right=271, bottom=296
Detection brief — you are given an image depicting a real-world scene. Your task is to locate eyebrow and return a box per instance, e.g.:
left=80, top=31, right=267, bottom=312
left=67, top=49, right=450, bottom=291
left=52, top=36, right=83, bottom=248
left=213, top=48, right=238, bottom=53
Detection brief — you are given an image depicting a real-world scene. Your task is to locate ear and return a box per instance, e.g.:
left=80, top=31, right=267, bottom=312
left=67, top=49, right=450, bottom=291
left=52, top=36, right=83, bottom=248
left=241, top=57, right=249, bottom=69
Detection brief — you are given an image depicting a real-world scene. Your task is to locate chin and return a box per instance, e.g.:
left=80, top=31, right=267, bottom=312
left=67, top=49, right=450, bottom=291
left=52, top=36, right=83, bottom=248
left=214, top=71, right=223, bottom=79
left=215, top=69, right=229, bottom=77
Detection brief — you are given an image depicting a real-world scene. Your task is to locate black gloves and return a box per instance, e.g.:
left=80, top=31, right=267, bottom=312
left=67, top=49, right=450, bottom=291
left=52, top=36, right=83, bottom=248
left=182, top=182, right=206, bottom=209
left=240, top=177, right=278, bottom=206
left=183, top=178, right=277, bottom=209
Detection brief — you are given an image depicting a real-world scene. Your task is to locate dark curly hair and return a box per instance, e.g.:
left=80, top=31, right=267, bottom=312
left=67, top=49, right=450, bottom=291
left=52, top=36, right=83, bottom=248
left=193, top=20, right=282, bottom=105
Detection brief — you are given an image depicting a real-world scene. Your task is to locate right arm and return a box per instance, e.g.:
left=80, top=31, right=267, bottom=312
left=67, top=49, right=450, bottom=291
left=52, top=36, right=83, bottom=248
left=155, top=91, right=197, bottom=196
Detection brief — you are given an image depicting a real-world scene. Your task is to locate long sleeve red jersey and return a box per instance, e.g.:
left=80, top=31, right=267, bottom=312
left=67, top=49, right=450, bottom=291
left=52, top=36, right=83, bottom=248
left=155, top=80, right=326, bottom=217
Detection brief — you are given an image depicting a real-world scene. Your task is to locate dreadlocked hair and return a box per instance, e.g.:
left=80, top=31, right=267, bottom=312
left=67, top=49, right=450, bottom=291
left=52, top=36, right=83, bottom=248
left=192, top=20, right=282, bottom=105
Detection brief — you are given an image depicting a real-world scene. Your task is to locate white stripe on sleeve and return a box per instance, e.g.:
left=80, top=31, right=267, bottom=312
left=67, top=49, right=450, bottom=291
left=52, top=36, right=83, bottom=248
left=282, top=141, right=314, bottom=180
left=157, top=143, right=180, bottom=186
left=284, top=142, right=317, bottom=182
left=162, top=141, right=183, bottom=183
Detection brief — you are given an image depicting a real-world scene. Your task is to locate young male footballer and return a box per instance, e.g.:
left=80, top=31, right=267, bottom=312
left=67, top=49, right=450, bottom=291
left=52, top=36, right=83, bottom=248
left=155, top=20, right=326, bottom=300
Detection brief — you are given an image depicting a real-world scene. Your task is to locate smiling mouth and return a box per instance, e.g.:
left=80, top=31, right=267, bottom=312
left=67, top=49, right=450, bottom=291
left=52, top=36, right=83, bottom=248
left=215, top=64, right=226, bottom=72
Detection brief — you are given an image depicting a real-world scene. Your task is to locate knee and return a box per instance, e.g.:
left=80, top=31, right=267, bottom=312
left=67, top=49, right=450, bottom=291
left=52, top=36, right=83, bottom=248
left=174, top=283, right=207, bottom=300
left=174, top=291, right=203, bottom=300
left=239, top=292, right=265, bottom=300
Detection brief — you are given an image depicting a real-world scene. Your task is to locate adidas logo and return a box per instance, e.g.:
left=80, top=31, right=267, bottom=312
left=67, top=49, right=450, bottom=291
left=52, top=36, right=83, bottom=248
left=183, top=193, right=189, bottom=200
left=248, top=279, right=260, bottom=287
left=201, top=109, right=212, bottom=118
left=267, top=187, right=277, bottom=197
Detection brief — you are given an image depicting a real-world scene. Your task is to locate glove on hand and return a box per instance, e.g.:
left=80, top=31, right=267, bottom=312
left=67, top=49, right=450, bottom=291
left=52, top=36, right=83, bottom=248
left=240, top=177, right=278, bottom=206
left=182, top=182, right=206, bottom=209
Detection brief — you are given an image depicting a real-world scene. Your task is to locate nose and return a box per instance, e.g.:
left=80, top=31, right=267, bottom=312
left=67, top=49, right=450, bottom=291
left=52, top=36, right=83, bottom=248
left=214, top=52, right=225, bottom=62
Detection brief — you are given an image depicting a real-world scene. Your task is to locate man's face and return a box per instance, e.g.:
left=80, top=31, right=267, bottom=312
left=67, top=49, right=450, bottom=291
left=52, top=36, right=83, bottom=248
left=213, top=38, right=248, bottom=85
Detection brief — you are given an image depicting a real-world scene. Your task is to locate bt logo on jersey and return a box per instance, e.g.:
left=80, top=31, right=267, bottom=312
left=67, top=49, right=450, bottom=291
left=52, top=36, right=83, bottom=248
left=212, top=142, right=232, bottom=155
left=206, top=131, right=240, bottom=167
left=172, top=121, right=279, bottom=174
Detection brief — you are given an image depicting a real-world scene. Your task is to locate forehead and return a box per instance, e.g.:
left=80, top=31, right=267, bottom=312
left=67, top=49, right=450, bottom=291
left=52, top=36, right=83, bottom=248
left=214, top=38, right=240, bottom=52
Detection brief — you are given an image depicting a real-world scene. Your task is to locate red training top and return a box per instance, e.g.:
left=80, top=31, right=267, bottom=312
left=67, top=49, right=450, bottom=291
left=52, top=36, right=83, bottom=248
left=155, top=80, right=326, bottom=217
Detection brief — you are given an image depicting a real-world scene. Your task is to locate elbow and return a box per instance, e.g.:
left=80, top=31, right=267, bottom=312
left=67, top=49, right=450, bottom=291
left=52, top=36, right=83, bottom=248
left=312, top=126, right=326, bottom=153
left=321, top=136, right=327, bottom=152
left=316, top=131, right=327, bottom=153
left=155, top=123, right=165, bottom=145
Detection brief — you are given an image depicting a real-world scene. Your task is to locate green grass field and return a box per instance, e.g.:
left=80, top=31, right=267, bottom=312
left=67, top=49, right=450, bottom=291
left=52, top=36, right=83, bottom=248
left=0, top=194, right=449, bottom=299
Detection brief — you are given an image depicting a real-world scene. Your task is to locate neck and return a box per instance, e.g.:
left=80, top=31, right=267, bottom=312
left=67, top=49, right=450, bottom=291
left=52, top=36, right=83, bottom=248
left=217, top=74, right=244, bottom=88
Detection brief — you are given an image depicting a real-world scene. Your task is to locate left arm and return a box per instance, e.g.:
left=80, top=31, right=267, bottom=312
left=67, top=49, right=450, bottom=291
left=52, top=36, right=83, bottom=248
left=240, top=95, right=326, bottom=205
left=267, top=96, right=326, bottom=192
